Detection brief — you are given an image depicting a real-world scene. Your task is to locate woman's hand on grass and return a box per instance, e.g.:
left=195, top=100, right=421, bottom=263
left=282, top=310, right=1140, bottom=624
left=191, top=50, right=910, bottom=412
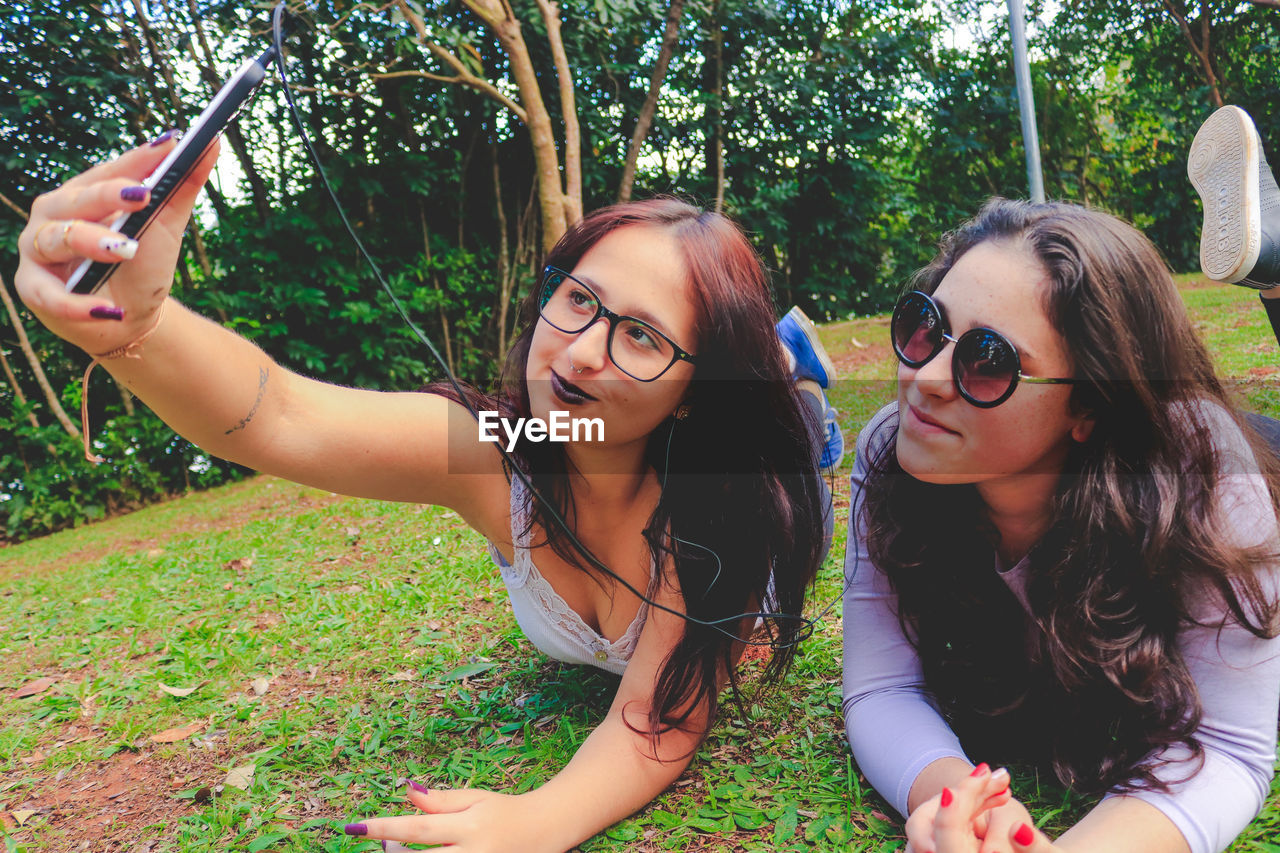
left=350, top=783, right=559, bottom=853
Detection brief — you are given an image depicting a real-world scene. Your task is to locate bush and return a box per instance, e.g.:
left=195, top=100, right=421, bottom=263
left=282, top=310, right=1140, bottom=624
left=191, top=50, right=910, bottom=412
left=0, top=400, right=248, bottom=544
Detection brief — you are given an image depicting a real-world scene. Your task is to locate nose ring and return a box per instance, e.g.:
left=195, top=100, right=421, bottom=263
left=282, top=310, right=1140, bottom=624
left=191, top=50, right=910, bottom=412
left=569, top=358, right=585, bottom=375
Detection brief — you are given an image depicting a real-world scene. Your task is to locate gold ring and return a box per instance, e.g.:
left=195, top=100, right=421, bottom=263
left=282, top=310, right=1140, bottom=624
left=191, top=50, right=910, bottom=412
left=59, top=219, right=77, bottom=249
left=32, top=221, right=61, bottom=260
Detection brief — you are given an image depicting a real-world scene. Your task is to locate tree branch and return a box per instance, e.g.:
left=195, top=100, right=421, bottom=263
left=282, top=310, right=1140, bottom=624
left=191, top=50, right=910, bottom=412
left=1159, top=0, right=1223, bottom=107
left=0, top=189, right=29, bottom=221
left=533, top=0, right=582, bottom=224
left=0, top=272, right=78, bottom=438
left=618, top=0, right=685, bottom=203
left=390, top=0, right=529, bottom=123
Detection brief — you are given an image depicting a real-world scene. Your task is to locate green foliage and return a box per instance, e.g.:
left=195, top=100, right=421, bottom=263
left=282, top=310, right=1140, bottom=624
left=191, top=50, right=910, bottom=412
left=0, top=399, right=246, bottom=544
left=4, top=0, right=1280, bottom=541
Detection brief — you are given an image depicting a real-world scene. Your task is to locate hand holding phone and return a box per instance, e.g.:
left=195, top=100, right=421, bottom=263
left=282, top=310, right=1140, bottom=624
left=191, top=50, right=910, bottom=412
left=65, top=46, right=278, bottom=295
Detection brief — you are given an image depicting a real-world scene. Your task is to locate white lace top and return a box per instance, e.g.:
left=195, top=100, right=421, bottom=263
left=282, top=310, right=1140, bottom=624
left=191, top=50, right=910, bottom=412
left=487, top=476, right=654, bottom=676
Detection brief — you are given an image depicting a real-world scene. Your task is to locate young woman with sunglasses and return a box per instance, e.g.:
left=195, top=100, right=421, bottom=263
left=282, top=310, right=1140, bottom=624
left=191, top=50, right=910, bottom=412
left=843, top=199, right=1280, bottom=853
left=15, top=141, right=833, bottom=851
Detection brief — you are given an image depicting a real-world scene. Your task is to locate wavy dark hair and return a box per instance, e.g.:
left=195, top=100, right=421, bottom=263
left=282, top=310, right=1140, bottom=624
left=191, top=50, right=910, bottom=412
left=431, top=198, right=827, bottom=747
left=862, top=199, right=1280, bottom=794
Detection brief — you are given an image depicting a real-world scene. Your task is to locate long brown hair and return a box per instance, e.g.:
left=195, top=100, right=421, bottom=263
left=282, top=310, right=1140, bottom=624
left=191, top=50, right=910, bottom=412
left=435, top=198, right=826, bottom=744
left=863, top=199, right=1280, bottom=793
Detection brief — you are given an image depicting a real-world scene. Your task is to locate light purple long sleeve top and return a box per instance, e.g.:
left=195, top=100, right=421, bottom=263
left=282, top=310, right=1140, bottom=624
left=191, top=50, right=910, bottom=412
left=843, top=403, right=1280, bottom=853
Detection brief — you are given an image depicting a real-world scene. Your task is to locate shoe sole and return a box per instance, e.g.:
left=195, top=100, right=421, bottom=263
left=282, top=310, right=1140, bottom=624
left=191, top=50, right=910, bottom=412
left=1188, top=105, right=1261, bottom=283
left=785, top=307, right=836, bottom=388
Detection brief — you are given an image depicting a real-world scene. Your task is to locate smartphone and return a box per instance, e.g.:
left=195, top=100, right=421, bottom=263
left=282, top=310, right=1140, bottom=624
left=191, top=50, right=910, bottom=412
left=65, top=45, right=279, bottom=295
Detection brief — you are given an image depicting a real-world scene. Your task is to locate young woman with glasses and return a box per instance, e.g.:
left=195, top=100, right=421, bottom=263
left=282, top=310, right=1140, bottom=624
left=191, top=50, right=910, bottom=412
left=843, top=199, right=1280, bottom=853
left=15, top=141, right=832, bottom=851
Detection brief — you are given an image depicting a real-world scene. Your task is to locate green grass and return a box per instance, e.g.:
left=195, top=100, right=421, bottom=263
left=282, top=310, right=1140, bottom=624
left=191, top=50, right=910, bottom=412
left=1, top=278, right=1278, bottom=851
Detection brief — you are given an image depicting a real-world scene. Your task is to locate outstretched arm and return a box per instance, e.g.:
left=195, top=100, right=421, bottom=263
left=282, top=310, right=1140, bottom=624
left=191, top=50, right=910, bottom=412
left=356, top=581, right=712, bottom=852
left=14, top=139, right=505, bottom=520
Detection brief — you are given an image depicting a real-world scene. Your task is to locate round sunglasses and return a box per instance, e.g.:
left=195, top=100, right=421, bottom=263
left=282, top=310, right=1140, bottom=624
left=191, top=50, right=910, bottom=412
left=891, top=290, right=1075, bottom=408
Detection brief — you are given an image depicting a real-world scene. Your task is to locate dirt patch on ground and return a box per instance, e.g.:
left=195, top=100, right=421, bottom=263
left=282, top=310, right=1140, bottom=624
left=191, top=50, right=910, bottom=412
left=2, top=741, right=233, bottom=850
left=2, top=665, right=359, bottom=850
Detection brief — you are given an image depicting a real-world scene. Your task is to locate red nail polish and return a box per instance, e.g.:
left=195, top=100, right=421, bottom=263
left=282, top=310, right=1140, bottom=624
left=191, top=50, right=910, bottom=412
left=940, top=787, right=953, bottom=807
left=1014, top=823, right=1034, bottom=846
left=970, top=762, right=989, bottom=777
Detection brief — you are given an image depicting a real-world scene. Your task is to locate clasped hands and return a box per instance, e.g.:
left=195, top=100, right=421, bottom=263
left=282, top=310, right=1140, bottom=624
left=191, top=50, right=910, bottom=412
left=905, top=764, right=1058, bottom=853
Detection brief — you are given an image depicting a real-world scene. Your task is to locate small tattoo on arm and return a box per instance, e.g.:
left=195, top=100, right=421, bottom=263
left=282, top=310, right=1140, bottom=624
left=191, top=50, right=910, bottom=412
left=225, top=366, right=269, bottom=435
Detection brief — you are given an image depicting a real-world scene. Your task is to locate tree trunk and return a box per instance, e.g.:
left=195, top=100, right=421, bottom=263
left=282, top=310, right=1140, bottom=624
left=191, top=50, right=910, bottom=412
left=618, top=0, right=686, bottom=203
left=420, top=217, right=456, bottom=375
left=704, top=1, right=726, bottom=213
left=1159, top=0, right=1225, bottom=107
left=534, top=0, right=583, bottom=227
left=127, top=0, right=183, bottom=119
left=492, top=142, right=513, bottom=361
left=116, top=379, right=136, bottom=416
left=0, top=273, right=78, bottom=437
left=486, top=3, right=572, bottom=251
left=187, top=218, right=213, bottom=280
left=391, top=0, right=580, bottom=253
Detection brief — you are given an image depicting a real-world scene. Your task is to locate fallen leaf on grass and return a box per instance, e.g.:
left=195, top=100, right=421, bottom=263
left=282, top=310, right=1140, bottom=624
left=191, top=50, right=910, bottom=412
left=158, top=681, right=204, bottom=698
left=850, top=336, right=868, bottom=349
left=224, top=765, right=254, bottom=791
left=19, top=750, right=47, bottom=765
left=14, top=677, right=55, bottom=698
left=224, top=557, right=254, bottom=572
left=150, top=720, right=205, bottom=743
left=249, top=677, right=270, bottom=696
left=11, top=809, right=36, bottom=826
left=442, top=661, right=497, bottom=681
left=387, top=671, right=417, bottom=682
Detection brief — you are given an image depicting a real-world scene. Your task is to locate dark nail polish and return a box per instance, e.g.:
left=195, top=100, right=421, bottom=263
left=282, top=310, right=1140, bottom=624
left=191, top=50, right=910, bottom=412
left=381, top=842, right=388, bottom=852
left=407, top=780, right=429, bottom=795
left=343, top=823, right=368, bottom=836
left=90, top=306, right=124, bottom=321
left=150, top=129, right=177, bottom=146
left=121, top=186, right=148, bottom=202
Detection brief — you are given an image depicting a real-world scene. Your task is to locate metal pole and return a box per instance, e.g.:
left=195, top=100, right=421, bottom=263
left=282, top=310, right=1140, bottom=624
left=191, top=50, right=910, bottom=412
left=1008, top=0, right=1045, bottom=203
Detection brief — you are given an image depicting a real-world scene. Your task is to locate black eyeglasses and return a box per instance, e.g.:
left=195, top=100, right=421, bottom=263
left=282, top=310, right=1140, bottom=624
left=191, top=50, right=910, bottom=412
left=538, top=266, right=697, bottom=382
left=891, top=290, right=1075, bottom=408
